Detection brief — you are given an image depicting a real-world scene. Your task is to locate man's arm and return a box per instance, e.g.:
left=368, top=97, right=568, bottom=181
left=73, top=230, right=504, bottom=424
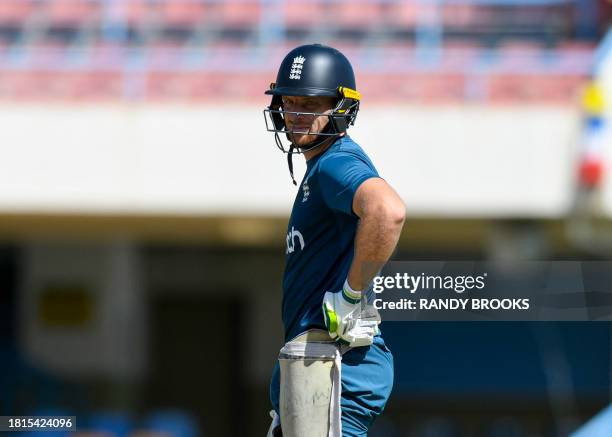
left=347, top=177, right=406, bottom=291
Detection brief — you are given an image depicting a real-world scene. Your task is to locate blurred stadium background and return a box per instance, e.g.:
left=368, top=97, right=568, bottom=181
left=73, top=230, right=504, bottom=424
left=1, top=0, right=612, bottom=436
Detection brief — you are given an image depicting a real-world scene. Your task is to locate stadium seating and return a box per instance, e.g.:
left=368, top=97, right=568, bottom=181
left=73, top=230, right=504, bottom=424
left=43, top=0, right=101, bottom=43
left=283, top=1, right=327, bottom=41
left=0, top=0, right=596, bottom=103
left=159, top=0, right=206, bottom=43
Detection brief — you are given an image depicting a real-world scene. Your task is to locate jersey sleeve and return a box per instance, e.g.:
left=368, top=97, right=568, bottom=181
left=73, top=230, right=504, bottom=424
left=318, top=152, right=379, bottom=216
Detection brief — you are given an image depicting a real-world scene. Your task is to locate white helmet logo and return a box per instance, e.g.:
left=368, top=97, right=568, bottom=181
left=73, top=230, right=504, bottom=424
left=289, top=55, right=305, bottom=80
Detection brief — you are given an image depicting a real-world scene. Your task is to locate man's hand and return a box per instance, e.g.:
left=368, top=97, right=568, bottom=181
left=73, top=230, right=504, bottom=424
left=322, top=280, right=379, bottom=347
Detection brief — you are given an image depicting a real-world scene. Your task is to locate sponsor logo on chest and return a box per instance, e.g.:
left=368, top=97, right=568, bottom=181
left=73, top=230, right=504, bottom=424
left=286, top=226, right=305, bottom=254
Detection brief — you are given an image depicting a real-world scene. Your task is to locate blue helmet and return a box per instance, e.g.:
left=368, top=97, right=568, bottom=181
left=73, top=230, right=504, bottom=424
left=263, top=44, right=361, bottom=184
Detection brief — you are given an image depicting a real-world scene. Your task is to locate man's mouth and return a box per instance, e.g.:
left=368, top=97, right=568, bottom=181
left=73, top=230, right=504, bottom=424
left=291, top=126, right=311, bottom=133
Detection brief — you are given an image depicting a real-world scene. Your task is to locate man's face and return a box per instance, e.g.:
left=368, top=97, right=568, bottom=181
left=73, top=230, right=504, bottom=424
left=281, top=95, right=337, bottom=147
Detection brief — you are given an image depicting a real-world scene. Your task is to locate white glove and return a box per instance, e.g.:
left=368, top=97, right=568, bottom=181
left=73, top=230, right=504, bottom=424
left=322, top=279, right=380, bottom=347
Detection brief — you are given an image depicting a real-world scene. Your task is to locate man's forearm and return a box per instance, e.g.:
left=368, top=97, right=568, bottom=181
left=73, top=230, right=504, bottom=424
left=347, top=209, right=404, bottom=291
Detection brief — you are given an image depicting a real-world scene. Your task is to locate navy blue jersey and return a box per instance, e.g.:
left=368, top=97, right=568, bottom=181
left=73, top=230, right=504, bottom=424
left=282, top=135, right=379, bottom=341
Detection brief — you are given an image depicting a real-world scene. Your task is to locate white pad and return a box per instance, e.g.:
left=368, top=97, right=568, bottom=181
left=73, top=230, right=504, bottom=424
left=278, top=331, right=346, bottom=437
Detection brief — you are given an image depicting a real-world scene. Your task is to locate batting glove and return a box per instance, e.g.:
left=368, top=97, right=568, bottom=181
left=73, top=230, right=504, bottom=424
left=322, top=279, right=380, bottom=347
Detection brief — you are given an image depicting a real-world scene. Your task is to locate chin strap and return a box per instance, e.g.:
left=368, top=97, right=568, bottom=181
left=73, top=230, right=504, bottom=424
left=287, top=144, right=297, bottom=186
left=283, top=132, right=340, bottom=187
left=276, top=132, right=298, bottom=186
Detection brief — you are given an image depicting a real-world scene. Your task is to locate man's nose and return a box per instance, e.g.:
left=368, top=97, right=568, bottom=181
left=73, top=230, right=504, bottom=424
left=287, top=110, right=307, bottom=122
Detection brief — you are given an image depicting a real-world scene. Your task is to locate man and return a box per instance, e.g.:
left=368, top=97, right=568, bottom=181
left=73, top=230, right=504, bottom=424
left=263, top=44, right=405, bottom=437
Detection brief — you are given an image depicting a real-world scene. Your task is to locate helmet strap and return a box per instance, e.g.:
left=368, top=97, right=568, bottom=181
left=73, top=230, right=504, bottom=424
left=287, top=144, right=297, bottom=186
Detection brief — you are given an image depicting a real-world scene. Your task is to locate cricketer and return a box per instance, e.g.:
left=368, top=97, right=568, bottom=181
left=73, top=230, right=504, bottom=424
left=263, top=44, right=406, bottom=437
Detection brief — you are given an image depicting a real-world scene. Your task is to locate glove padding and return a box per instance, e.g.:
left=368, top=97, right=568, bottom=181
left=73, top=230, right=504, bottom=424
left=322, top=280, right=380, bottom=347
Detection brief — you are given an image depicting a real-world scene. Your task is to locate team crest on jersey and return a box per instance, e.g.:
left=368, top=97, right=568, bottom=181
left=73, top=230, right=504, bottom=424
left=286, top=226, right=305, bottom=254
left=302, top=177, right=310, bottom=203
left=289, top=55, right=305, bottom=80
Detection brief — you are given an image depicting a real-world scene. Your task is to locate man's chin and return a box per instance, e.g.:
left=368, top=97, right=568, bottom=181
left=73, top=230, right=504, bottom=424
left=290, top=133, right=318, bottom=149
